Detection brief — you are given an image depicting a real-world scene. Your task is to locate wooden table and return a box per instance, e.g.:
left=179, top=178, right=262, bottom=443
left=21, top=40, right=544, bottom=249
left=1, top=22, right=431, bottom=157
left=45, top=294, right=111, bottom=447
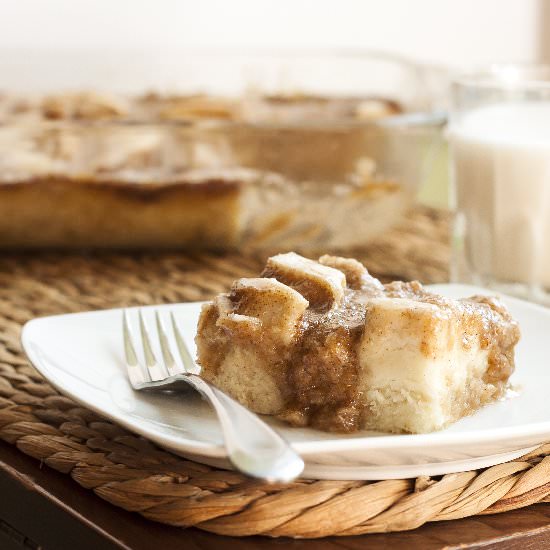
left=1, top=440, right=549, bottom=550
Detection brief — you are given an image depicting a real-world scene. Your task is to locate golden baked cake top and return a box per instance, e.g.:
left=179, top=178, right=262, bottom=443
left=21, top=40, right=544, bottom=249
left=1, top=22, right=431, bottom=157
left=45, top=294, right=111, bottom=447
left=0, top=91, right=403, bottom=184
left=0, top=91, right=402, bottom=124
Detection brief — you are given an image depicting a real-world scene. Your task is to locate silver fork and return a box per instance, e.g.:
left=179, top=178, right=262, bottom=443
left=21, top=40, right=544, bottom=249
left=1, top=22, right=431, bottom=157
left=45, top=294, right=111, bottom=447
left=123, top=309, right=304, bottom=482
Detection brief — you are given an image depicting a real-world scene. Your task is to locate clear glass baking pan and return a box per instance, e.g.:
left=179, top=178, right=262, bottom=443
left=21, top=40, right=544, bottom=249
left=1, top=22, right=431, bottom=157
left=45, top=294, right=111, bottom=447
left=0, top=49, right=447, bottom=251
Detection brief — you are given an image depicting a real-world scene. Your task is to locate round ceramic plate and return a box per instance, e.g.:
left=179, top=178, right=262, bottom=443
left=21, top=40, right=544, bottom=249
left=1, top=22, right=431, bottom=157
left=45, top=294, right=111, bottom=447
left=21, top=284, right=550, bottom=480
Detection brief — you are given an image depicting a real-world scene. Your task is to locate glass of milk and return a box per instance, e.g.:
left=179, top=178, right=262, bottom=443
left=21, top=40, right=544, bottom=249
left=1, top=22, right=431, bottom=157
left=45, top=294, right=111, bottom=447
left=449, top=64, right=550, bottom=305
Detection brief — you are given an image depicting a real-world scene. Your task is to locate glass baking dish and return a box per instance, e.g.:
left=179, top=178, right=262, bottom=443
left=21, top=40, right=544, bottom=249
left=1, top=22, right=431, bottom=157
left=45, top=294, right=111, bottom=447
left=0, top=50, right=447, bottom=251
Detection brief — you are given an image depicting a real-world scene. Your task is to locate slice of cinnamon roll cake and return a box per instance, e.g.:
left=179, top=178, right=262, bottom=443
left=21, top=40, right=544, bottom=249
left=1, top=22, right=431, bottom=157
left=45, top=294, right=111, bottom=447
left=195, top=252, right=520, bottom=433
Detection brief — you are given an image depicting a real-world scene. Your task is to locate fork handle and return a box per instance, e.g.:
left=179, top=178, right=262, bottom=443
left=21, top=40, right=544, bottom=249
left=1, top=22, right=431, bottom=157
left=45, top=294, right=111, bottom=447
left=184, top=374, right=304, bottom=482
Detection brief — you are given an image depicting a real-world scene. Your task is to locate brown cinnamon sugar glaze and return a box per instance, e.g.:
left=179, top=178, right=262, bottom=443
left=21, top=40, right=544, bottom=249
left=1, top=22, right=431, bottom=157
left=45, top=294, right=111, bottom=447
left=280, top=291, right=370, bottom=432
left=267, top=257, right=386, bottom=432
left=197, top=254, right=521, bottom=433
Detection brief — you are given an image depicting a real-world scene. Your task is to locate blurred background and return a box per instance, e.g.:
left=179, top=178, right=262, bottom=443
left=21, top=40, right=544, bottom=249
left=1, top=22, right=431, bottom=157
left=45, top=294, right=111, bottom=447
left=0, top=0, right=546, bottom=65
left=0, top=0, right=548, bottom=250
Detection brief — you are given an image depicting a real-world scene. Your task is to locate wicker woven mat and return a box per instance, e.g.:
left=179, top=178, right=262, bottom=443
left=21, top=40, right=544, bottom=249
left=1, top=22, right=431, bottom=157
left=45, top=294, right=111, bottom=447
left=1, top=206, right=549, bottom=539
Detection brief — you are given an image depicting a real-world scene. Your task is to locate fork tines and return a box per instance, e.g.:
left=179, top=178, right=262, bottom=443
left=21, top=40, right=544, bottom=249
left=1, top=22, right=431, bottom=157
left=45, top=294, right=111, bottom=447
left=123, top=309, right=197, bottom=387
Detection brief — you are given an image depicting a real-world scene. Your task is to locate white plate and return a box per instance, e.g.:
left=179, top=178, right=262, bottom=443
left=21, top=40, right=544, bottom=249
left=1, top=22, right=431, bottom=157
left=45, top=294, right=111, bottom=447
left=21, top=284, right=550, bottom=480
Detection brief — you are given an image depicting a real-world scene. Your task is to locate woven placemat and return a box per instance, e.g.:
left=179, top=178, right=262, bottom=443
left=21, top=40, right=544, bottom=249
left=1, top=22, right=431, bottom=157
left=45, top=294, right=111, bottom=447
left=1, top=206, right=549, bottom=539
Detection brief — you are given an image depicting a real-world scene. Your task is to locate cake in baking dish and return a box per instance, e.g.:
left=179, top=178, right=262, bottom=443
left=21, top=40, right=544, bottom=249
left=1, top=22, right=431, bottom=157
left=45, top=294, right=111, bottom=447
left=0, top=91, right=409, bottom=250
left=196, top=252, right=520, bottom=433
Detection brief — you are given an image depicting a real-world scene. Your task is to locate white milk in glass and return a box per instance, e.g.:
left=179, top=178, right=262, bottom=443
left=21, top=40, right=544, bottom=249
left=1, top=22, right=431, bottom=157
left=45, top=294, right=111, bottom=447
left=450, top=102, right=550, bottom=299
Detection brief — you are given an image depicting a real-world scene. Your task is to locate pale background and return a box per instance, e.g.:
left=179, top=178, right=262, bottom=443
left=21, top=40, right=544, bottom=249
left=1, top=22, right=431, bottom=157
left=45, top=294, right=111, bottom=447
left=0, top=0, right=547, bottom=67
left=0, top=0, right=546, bottom=207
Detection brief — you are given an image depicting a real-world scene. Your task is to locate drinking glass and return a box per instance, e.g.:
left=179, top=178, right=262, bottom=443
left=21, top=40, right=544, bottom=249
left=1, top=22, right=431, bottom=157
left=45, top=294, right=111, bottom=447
left=450, top=64, right=550, bottom=305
